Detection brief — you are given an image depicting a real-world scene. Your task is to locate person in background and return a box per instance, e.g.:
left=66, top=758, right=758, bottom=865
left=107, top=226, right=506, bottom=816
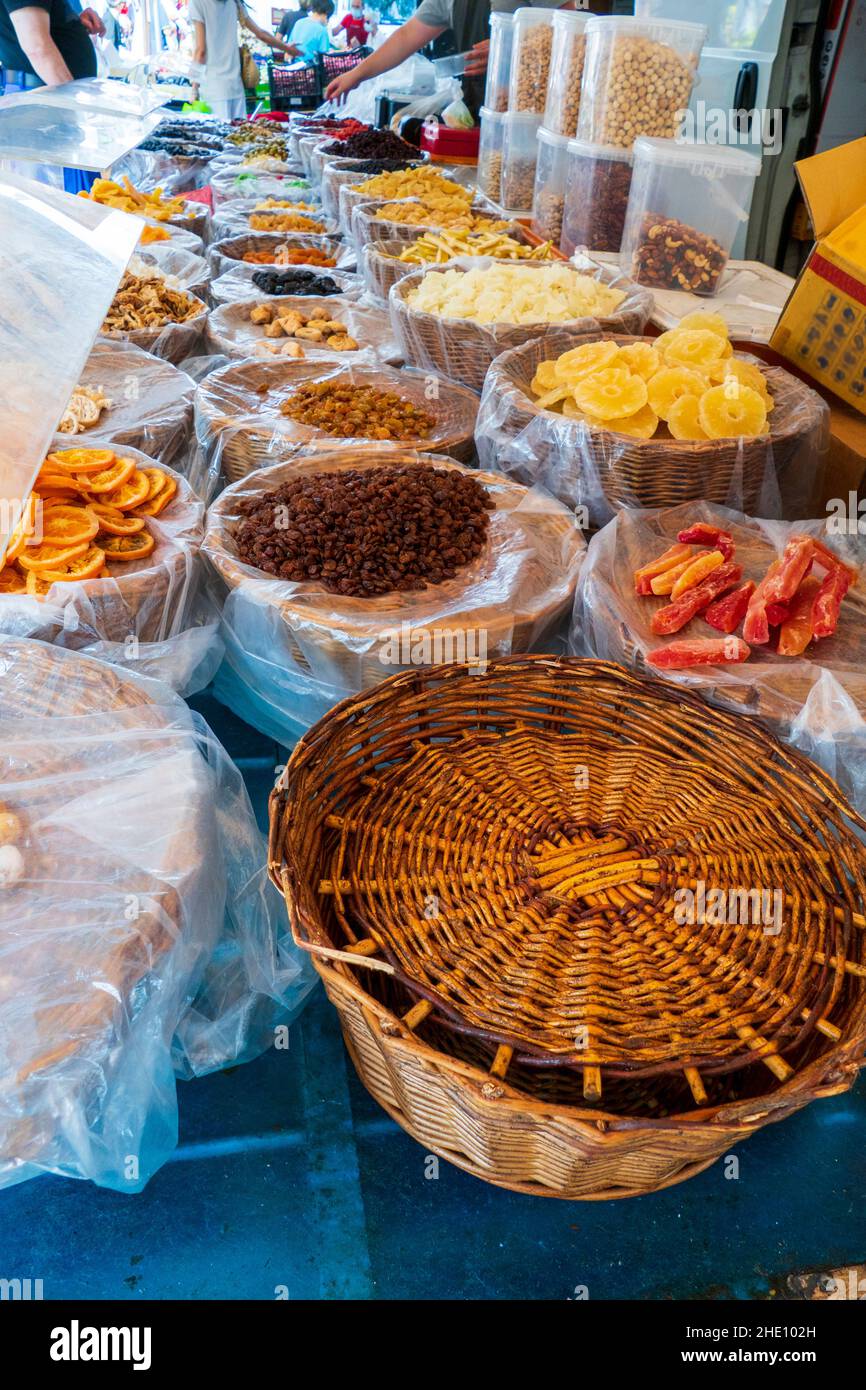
left=331, top=0, right=366, bottom=49
left=278, top=0, right=306, bottom=40
left=289, top=0, right=332, bottom=59
left=189, top=0, right=299, bottom=120
left=0, top=0, right=104, bottom=89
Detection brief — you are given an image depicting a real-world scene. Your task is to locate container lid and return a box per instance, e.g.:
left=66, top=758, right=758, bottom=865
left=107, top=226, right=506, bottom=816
left=502, top=110, right=545, bottom=128
left=479, top=105, right=508, bottom=124
left=538, top=126, right=571, bottom=152
left=490, top=11, right=514, bottom=28
left=513, top=7, right=558, bottom=26
left=585, top=14, right=707, bottom=41
left=633, top=136, right=761, bottom=177
left=567, top=136, right=634, bottom=165
left=552, top=9, right=591, bottom=33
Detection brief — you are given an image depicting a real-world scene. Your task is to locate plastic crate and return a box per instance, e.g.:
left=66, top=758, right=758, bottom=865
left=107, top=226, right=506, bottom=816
left=269, top=61, right=321, bottom=111
left=318, top=47, right=372, bottom=85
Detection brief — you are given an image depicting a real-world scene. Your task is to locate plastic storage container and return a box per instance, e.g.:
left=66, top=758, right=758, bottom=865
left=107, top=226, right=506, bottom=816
left=620, top=137, right=761, bottom=296
left=532, top=127, right=570, bottom=245
left=543, top=10, right=590, bottom=138
left=500, top=111, right=543, bottom=213
left=560, top=138, right=634, bottom=256
left=484, top=12, right=514, bottom=113
left=578, top=16, right=706, bottom=147
left=507, top=8, right=556, bottom=115
left=477, top=106, right=506, bottom=202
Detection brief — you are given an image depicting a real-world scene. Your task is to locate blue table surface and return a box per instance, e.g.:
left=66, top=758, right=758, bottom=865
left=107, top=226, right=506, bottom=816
left=2, top=691, right=864, bottom=1302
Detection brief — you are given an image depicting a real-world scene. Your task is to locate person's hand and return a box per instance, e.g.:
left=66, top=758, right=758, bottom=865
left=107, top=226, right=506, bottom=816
left=325, top=69, right=361, bottom=103
left=79, top=7, right=106, bottom=36
left=464, top=38, right=489, bottom=76
left=276, top=40, right=300, bottom=56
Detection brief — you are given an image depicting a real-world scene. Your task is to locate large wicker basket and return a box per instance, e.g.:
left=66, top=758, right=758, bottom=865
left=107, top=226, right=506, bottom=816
left=210, top=204, right=337, bottom=243
left=208, top=232, right=353, bottom=280
left=478, top=331, right=829, bottom=523
left=321, top=155, right=427, bottom=222
left=390, top=262, right=653, bottom=394
left=348, top=197, right=512, bottom=259
left=204, top=294, right=402, bottom=364
left=269, top=656, right=866, bottom=1199
left=210, top=263, right=362, bottom=307
left=204, top=450, right=584, bottom=691
left=52, top=340, right=195, bottom=467
left=211, top=195, right=325, bottom=244
left=361, top=222, right=550, bottom=306
left=195, top=360, right=480, bottom=483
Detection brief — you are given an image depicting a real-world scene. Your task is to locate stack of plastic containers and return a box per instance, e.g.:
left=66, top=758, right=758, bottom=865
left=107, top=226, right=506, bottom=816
left=477, top=106, right=506, bottom=203
left=530, top=10, right=589, bottom=248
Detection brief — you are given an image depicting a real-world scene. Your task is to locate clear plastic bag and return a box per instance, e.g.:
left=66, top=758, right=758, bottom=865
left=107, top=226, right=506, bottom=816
left=203, top=450, right=585, bottom=737
left=205, top=293, right=402, bottom=366
left=0, top=637, right=315, bottom=1192
left=476, top=329, right=827, bottom=527
left=572, top=500, right=866, bottom=811
left=210, top=263, right=362, bottom=306
left=100, top=288, right=209, bottom=367
left=131, top=243, right=211, bottom=302
left=210, top=203, right=338, bottom=244
left=210, top=167, right=315, bottom=209
left=208, top=232, right=355, bottom=281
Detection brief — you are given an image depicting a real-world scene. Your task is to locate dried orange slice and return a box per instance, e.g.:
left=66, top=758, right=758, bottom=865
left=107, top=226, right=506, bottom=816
left=37, top=488, right=81, bottom=505
left=90, top=503, right=145, bottom=536
left=38, top=544, right=106, bottom=582
left=143, top=468, right=171, bottom=501
left=109, top=470, right=152, bottom=511
left=3, top=495, right=39, bottom=564
left=76, top=455, right=136, bottom=494
left=100, top=531, right=155, bottom=562
left=36, top=469, right=88, bottom=494
left=45, top=447, right=117, bottom=475
left=0, top=566, right=27, bottom=594
left=136, top=476, right=178, bottom=517
left=25, top=568, right=55, bottom=598
left=18, top=539, right=90, bottom=573
left=41, top=504, right=100, bottom=547
left=699, top=383, right=767, bottom=439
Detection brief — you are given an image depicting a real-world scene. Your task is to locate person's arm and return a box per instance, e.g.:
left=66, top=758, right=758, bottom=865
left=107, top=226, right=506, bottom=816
left=325, top=15, right=443, bottom=100
left=237, top=3, right=299, bottom=56
left=190, top=16, right=206, bottom=62
left=10, top=7, right=74, bottom=84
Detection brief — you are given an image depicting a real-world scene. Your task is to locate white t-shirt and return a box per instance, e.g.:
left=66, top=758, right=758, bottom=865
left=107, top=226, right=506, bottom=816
left=188, top=0, right=245, bottom=100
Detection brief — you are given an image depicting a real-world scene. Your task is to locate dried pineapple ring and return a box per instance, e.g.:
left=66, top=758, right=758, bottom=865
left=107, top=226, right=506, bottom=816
left=41, top=504, right=100, bottom=547
left=110, top=471, right=152, bottom=511
left=100, top=531, right=155, bottom=562
left=667, top=394, right=709, bottom=441
left=709, top=357, right=773, bottom=408
left=531, top=361, right=559, bottom=393
left=38, top=544, right=106, bottom=582
left=648, top=367, right=709, bottom=422
left=600, top=403, right=659, bottom=440
left=575, top=369, right=648, bottom=421
left=136, top=478, right=178, bottom=518
left=45, top=447, right=117, bottom=475
left=0, top=566, right=27, bottom=594
left=3, top=495, right=39, bottom=564
left=18, top=539, right=90, bottom=573
left=535, top=383, right=573, bottom=411
left=615, top=342, right=661, bottom=381
left=76, top=456, right=136, bottom=494
left=663, top=329, right=729, bottom=371
left=676, top=311, right=730, bottom=338
left=90, top=503, right=145, bottom=536
left=553, top=340, right=619, bottom=383
left=698, top=383, right=767, bottom=439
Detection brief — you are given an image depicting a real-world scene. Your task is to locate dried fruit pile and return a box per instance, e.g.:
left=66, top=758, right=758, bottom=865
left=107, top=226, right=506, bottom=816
left=390, top=228, right=555, bottom=265
left=103, top=274, right=201, bottom=332
left=249, top=211, right=327, bottom=233
left=251, top=268, right=344, bottom=296
left=279, top=382, right=435, bottom=441
left=321, top=129, right=417, bottom=160
left=374, top=202, right=509, bottom=233
left=233, top=465, right=493, bottom=595
left=80, top=176, right=189, bottom=222
left=333, top=158, right=422, bottom=177
left=0, top=448, right=177, bottom=598
left=350, top=167, right=468, bottom=202
left=58, top=384, right=111, bottom=435
left=512, top=22, right=553, bottom=113
left=409, top=263, right=624, bottom=326
left=633, top=522, right=857, bottom=669
left=587, top=35, right=696, bottom=146
left=529, top=313, right=771, bottom=439
left=248, top=303, right=358, bottom=354
left=632, top=214, right=728, bottom=294
left=242, top=245, right=336, bottom=267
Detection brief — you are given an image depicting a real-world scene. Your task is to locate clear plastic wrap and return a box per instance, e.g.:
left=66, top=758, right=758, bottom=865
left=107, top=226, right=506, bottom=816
left=209, top=204, right=337, bottom=244
left=205, top=294, right=402, bottom=365
left=203, top=450, right=585, bottom=726
left=51, top=339, right=195, bottom=467
left=0, top=92, right=164, bottom=168
left=100, top=286, right=208, bottom=367
left=543, top=10, right=590, bottom=138
left=141, top=220, right=204, bottom=256
left=210, top=167, right=314, bottom=208
left=507, top=8, right=555, bottom=115
left=210, top=262, right=362, bottom=306
left=112, top=147, right=210, bottom=196
left=484, top=11, right=514, bottom=113
left=207, top=232, right=355, bottom=281
left=0, top=637, right=315, bottom=1191
left=390, top=257, right=653, bottom=396
left=131, top=243, right=211, bottom=300
left=195, top=361, right=480, bottom=484
left=572, top=501, right=866, bottom=813
left=476, top=329, right=827, bottom=527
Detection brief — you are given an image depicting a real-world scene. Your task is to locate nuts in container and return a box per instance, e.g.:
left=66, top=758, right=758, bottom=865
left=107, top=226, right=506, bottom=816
left=543, top=11, right=589, bottom=139
left=578, top=17, right=706, bottom=148
left=501, top=111, right=543, bottom=213
left=532, top=128, right=570, bottom=247
left=477, top=106, right=506, bottom=202
left=620, top=139, right=761, bottom=298
left=508, top=9, right=555, bottom=115
left=560, top=139, right=634, bottom=256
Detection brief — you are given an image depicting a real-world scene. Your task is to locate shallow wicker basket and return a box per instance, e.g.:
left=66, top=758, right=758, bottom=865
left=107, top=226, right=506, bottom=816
left=204, top=450, right=583, bottom=691
left=211, top=205, right=337, bottom=242
left=204, top=294, right=402, bottom=364
left=210, top=263, right=362, bottom=307
left=391, top=262, right=653, bottom=394
left=362, top=226, right=559, bottom=306
left=348, top=196, right=512, bottom=258
left=322, top=156, right=426, bottom=222
left=269, top=656, right=866, bottom=1199
left=195, top=360, right=479, bottom=483
left=52, top=340, right=194, bottom=466
left=168, top=202, right=210, bottom=242
left=208, top=232, right=353, bottom=280
left=101, top=293, right=209, bottom=367
left=480, top=330, right=829, bottom=519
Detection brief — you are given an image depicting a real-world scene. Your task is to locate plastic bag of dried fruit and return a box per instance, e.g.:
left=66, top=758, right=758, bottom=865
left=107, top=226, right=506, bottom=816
left=0, top=638, right=316, bottom=1192
left=202, top=448, right=585, bottom=744
left=476, top=327, right=828, bottom=529
left=572, top=500, right=866, bottom=813
left=0, top=447, right=220, bottom=695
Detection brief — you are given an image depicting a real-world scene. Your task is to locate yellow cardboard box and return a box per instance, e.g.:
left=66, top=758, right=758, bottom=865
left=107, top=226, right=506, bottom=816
left=771, top=135, right=866, bottom=416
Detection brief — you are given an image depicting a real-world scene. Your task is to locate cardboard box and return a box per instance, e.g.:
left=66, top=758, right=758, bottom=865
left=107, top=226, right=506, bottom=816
left=771, top=135, right=866, bottom=416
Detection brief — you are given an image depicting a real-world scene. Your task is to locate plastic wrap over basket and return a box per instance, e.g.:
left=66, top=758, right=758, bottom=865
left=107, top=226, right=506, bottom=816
left=135, top=242, right=211, bottom=301
left=112, top=147, right=210, bottom=196
left=348, top=196, right=508, bottom=259
left=203, top=450, right=585, bottom=708
left=209, top=262, right=361, bottom=306
left=210, top=167, right=314, bottom=208
left=195, top=361, right=480, bottom=484
left=100, top=288, right=209, bottom=367
left=573, top=500, right=866, bottom=811
left=476, top=331, right=828, bottom=527
left=391, top=258, right=653, bottom=396
left=0, top=638, right=315, bottom=1192
left=207, top=231, right=355, bottom=280
left=210, top=204, right=338, bottom=244
left=205, top=294, right=402, bottom=366
left=141, top=219, right=205, bottom=256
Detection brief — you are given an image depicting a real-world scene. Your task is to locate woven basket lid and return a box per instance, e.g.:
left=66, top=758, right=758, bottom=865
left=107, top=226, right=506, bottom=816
left=275, top=657, right=866, bottom=1105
